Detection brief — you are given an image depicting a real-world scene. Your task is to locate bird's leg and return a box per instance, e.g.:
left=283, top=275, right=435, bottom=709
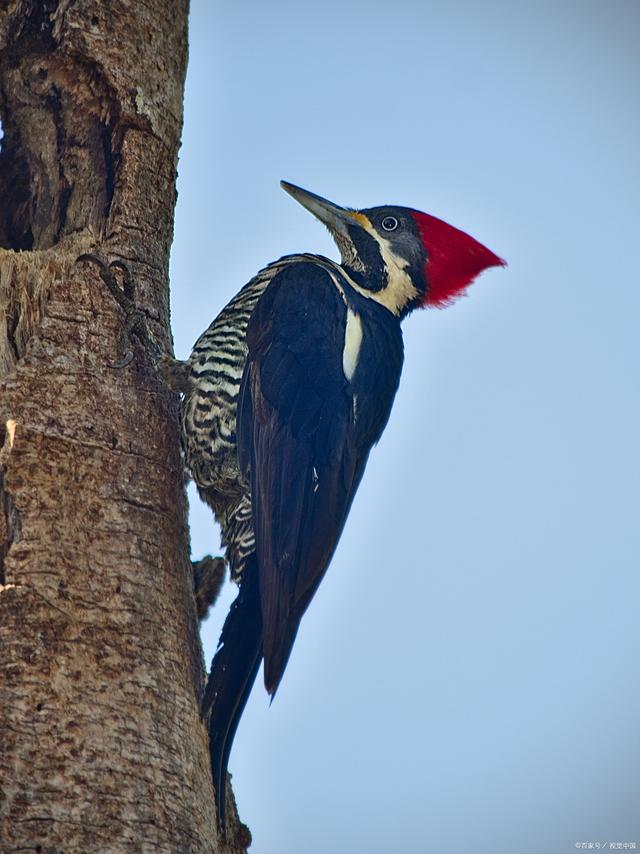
left=77, top=253, right=191, bottom=392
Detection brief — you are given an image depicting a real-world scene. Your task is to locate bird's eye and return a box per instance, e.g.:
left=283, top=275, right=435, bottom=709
left=381, top=216, right=399, bottom=232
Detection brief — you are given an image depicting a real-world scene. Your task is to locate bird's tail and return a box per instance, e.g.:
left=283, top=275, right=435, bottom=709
left=203, top=553, right=263, bottom=828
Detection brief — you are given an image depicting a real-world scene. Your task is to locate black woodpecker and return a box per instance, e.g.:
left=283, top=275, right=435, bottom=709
left=177, top=181, right=505, bottom=827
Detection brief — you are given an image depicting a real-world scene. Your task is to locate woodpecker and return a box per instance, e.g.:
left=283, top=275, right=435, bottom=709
left=176, top=181, right=505, bottom=827
left=79, top=182, right=505, bottom=827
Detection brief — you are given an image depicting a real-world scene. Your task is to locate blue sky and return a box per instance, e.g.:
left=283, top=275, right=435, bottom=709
left=170, top=2, right=640, bottom=852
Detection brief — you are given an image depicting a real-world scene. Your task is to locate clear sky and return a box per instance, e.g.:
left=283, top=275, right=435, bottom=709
left=170, top=2, right=640, bottom=852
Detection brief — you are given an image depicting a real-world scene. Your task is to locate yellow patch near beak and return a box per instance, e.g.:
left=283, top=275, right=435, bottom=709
left=349, top=211, right=372, bottom=229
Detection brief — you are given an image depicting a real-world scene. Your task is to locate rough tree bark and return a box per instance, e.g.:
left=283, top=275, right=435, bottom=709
left=0, top=3, right=247, bottom=852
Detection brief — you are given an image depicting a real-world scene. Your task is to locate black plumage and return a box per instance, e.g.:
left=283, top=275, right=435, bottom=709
left=238, top=263, right=403, bottom=693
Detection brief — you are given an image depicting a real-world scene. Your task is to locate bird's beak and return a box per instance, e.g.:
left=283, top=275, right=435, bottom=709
left=280, top=181, right=355, bottom=235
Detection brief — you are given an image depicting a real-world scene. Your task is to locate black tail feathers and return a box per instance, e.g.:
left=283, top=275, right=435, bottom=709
left=203, top=554, right=263, bottom=828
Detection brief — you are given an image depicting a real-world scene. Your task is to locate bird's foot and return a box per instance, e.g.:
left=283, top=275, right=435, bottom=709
left=78, top=254, right=193, bottom=392
left=193, top=555, right=226, bottom=622
left=78, top=254, right=163, bottom=368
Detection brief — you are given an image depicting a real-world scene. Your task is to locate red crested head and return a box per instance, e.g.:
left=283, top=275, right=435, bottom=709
left=411, top=211, right=506, bottom=308
left=279, top=181, right=505, bottom=317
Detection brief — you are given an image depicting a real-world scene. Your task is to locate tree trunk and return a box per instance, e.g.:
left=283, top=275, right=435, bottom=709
left=0, top=3, right=247, bottom=851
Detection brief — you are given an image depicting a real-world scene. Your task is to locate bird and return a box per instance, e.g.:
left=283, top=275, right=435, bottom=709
left=177, top=180, right=506, bottom=827
left=79, top=182, right=505, bottom=827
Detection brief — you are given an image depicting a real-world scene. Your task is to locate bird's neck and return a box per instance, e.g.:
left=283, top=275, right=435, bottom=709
left=339, top=257, right=420, bottom=319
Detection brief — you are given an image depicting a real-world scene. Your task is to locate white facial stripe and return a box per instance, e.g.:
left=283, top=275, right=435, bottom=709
left=342, top=308, right=363, bottom=381
left=371, top=232, right=420, bottom=315
left=335, top=215, right=419, bottom=316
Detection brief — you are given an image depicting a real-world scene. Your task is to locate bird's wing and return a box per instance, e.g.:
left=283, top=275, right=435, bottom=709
left=237, top=262, right=368, bottom=694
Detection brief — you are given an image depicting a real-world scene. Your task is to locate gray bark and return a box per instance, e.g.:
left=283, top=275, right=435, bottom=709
left=0, top=3, right=248, bottom=851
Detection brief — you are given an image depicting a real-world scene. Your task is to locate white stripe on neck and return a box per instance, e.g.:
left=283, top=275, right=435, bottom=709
left=342, top=309, right=363, bottom=381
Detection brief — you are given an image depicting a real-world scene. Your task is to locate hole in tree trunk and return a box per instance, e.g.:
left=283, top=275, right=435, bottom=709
left=0, top=119, right=35, bottom=251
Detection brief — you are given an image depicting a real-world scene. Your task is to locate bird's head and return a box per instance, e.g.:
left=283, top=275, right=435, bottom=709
left=281, top=181, right=506, bottom=317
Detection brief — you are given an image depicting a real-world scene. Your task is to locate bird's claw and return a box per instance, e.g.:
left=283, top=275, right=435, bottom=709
left=77, top=253, right=134, bottom=314
left=77, top=253, right=162, bottom=368
left=107, top=258, right=136, bottom=303
left=109, top=351, right=134, bottom=370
